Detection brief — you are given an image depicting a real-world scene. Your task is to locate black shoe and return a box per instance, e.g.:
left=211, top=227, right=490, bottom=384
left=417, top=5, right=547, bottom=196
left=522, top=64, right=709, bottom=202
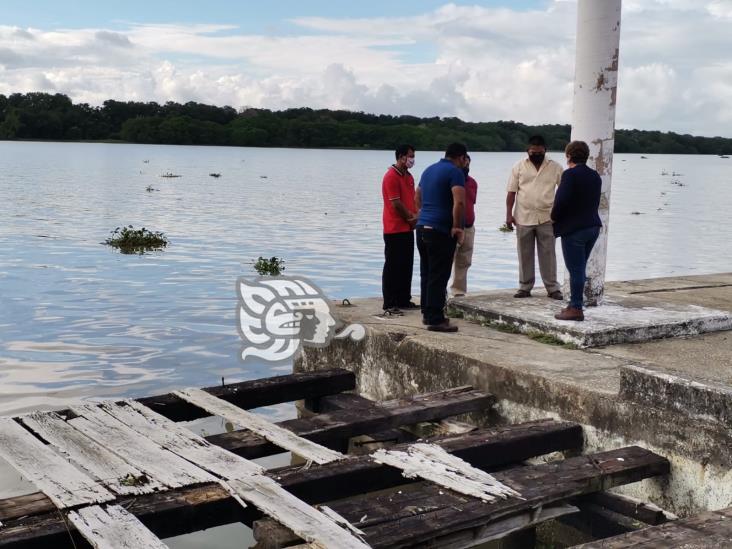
left=422, top=317, right=429, bottom=325
left=548, top=291, right=564, bottom=301
left=381, top=307, right=403, bottom=317
left=398, top=302, right=420, bottom=309
left=513, top=290, right=531, bottom=298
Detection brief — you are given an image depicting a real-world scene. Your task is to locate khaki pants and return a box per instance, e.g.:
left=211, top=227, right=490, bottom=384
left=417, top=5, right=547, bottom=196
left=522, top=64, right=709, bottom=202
left=450, top=225, right=475, bottom=296
left=516, top=222, right=560, bottom=293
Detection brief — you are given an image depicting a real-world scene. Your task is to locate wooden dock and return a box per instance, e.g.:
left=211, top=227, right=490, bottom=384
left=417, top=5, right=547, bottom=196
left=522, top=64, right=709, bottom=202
left=0, top=368, right=671, bottom=548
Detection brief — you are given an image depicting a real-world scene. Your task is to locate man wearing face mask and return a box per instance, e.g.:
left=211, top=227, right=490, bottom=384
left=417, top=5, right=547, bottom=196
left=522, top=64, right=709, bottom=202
left=505, top=135, right=564, bottom=300
left=449, top=154, right=478, bottom=297
left=381, top=144, right=418, bottom=315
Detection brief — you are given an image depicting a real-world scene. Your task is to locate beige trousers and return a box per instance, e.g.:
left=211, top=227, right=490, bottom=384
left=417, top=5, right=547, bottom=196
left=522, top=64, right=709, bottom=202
left=516, top=222, right=560, bottom=293
left=450, top=225, right=475, bottom=295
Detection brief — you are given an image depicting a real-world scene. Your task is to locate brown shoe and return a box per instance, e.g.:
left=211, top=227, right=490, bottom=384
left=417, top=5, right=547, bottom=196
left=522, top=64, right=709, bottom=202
left=554, top=307, right=584, bottom=321
left=427, top=320, right=458, bottom=333
left=513, top=290, right=531, bottom=298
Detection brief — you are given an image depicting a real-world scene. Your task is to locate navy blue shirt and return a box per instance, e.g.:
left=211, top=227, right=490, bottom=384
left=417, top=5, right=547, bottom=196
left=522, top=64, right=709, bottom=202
left=417, top=158, right=465, bottom=233
left=551, top=164, right=603, bottom=237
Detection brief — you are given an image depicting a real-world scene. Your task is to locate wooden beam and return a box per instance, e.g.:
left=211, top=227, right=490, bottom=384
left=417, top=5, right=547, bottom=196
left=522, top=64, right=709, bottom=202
left=206, top=386, right=496, bottom=459
left=68, top=505, right=169, bottom=549
left=308, top=446, right=669, bottom=547
left=136, top=369, right=356, bottom=422
left=0, top=420, right=581, bottom=547
left=580, top=492, right=677, bottom=525
left=574, top=507, right=732, bottom=548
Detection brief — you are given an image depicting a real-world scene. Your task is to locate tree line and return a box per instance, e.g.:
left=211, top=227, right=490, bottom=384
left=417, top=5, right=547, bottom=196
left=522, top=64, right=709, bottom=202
left=1, top=92, right=730, bottom=154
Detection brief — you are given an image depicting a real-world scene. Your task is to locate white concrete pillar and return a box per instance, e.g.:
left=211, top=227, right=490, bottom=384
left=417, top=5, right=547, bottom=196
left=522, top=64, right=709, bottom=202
left=567, top=0, right=622, bottom=306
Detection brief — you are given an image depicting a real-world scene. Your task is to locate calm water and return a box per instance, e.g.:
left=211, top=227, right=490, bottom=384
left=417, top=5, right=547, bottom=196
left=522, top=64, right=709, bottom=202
left=0, top=142, right=731, bottom=415
left=0, top=142, right=730, bottom=545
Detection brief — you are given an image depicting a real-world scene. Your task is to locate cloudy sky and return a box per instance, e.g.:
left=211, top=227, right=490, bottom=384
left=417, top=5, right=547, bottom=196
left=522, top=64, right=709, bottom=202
left=1, top=0, right=731, bottom=137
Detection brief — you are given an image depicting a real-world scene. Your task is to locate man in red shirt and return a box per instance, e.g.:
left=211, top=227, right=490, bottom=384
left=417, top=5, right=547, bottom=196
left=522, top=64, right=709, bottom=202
left=450, top=154, right=478, bottom=297
left=382, top=144, right=418, bottom=314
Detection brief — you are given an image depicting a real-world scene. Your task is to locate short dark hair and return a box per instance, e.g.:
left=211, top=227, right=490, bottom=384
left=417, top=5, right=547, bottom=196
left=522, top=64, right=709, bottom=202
left=565, top=140, right=590, bottom=164
left=395, top=144, right=414, bottom=160
left=528, top=135, right=546, bottom=148
left=445, top=143, right=468, bottom=159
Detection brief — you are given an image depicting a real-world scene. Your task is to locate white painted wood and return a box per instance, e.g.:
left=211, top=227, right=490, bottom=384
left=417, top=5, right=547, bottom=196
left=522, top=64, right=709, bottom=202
left=174, top=388, right=344, bottom=464
left=20, top=411, right=164, bottom=496
left=68, top=405, right=215, bottom=489
left=229, top=475, right=370, bottom=549
left=0, top=417, right=114, bottom=509
left=68, top=504, right=169, bottom=549
left=372, top=443, right=522, bottom=503
left=568, top=0, right=622, bottom=305
left=99, top=400, right=263, bottom=480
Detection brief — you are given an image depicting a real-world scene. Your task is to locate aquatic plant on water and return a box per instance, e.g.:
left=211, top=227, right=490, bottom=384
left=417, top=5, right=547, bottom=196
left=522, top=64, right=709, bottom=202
left=104, top=225, right=168, bottom=254
left=498, top=223, right=514, bottom=233
left=253, top=256, right=285, bottom=276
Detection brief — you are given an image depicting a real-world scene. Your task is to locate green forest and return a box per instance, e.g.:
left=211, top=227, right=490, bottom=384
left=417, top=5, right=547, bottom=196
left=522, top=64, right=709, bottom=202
left=1, top=92, right=731, bottom=154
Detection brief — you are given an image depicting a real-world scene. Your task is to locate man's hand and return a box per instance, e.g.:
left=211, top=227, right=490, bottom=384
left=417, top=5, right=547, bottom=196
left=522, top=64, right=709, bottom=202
left=451, top=227, right=465, bottom=245
left=505, top=215, right=516, bottom=230
left=407, top=215, right=418, bottom=229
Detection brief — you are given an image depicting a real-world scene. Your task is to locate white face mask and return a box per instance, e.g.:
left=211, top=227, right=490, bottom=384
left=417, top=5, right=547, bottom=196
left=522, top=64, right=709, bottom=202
left=406, top=157, right=415, bottom=169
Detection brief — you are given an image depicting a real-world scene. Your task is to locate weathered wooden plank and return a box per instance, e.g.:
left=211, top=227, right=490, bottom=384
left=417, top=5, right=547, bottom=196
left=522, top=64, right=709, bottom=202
left=137, top=369, right=355, bottom=422
left=316, top=446, right=669, bottom=547
left=68, top=405, right=215, bottom=488
left=175, top=388, right=345, bottom=464
left=228, top=475, right=370, bottom=549
left=580, top=491, right=677, bottom=525
left=574, top=507, right=732, bottom=548
left=0, top=418, right=114, bottom=509
left=20, top=411, right=165, bottom=496
left=207, top=386, right=496, bottom=460
left=372, top=443, right=522, bottom=503
left=99, top=401, right=263, bottom=481
left=269, top=419, right=583, bottom=505
left=68, top=505, right=169, bottom=549
left=0, top=419, right=582, bottom=526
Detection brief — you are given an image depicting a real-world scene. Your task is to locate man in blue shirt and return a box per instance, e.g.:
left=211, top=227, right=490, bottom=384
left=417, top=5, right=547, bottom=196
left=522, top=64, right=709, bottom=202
left=415, top=143, right=468, bottom=332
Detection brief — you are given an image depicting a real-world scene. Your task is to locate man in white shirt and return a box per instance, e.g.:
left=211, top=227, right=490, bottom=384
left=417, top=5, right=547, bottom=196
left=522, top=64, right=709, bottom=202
left=505, top=135, right=564, bottom=300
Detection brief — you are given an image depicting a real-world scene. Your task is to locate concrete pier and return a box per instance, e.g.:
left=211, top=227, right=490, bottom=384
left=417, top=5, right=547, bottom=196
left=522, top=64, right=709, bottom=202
left=296, top=273, right=732, bottom=516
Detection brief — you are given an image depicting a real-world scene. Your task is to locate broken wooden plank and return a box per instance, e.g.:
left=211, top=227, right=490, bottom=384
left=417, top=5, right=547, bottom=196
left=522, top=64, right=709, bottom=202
left=580, top=491, right=677, bottom=525
left=372, top=443, right=521, bottom=503
left=175, top=388, right=344, bottom=464
left=229, top=475, right=370, bottom=549
left=98, top=400, right=263, bottom=481
left=0, top=418, right=114, bottom=509
left=19, top=411, right=165, bottom=496
left=269, top=419, right=582, bottom=505
left=68, top=504, right=169, bottom=549
left=137, top=369, right=355, bottom=422
left=207, top=386, right=496, bottom=459
left=310, top=446, right=669, bottom=547
left=574, top=507, right=732, bottom=548
left=0, top=419, right=582, bottom=527
left=68, top=404, right=215, bottom=488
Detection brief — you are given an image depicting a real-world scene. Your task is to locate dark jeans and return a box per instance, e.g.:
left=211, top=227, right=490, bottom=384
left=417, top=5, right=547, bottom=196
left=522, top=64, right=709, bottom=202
left=382, top=231, right=415, bottom=309
left=417, top=228, right=457, bottom=325
left=561, top=226, right=600, bottom=309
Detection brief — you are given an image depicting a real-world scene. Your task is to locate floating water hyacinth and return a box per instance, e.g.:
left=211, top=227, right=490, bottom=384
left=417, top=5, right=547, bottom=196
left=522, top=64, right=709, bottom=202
left=104, top=226, right=168, bottom=254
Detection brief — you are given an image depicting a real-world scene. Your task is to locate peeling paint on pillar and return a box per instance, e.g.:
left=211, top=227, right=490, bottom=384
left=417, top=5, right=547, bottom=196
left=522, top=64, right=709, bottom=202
left=565, top=0, right=622, bottom=306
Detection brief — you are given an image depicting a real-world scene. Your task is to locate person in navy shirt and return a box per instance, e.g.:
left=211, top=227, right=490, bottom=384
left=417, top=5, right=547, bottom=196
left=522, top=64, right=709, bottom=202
left=551, top=140, right=602, bottom=321
left=415, top=143, right=468, bottom=332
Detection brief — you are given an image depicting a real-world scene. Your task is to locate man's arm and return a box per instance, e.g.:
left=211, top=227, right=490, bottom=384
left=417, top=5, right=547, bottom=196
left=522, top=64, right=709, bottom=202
left=414, top=187, right=422, bottom=212
left=505, top=192, right=516, bottom=228
left=390, top=199, right=415, bottom=224
left=451, top=186, right=466, bottom=243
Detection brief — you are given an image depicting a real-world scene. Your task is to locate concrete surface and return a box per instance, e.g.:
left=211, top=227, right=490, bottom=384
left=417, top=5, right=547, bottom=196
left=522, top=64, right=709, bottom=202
left=448, top=283, right=732, bottom=348
left=296, top=274, right=732, bottom=516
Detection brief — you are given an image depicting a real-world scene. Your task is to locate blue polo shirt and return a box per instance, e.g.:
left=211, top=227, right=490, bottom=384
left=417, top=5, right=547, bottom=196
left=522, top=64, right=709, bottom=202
left=417, top=158, right=465, bottom=233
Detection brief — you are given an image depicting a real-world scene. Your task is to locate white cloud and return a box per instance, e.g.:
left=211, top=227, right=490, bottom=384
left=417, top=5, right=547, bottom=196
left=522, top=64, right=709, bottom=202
left=0, top=1, right=731, bottom=137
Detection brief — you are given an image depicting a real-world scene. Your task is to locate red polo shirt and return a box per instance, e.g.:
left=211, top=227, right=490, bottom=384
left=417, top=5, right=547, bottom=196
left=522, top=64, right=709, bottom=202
left=382, top=165, right=416, bottom=234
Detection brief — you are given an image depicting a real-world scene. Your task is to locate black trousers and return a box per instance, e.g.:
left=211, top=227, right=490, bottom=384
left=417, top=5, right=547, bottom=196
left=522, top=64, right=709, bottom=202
left=382, top=231, right=415, bottom=310
left=417, top=228, right=457, bottom=325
